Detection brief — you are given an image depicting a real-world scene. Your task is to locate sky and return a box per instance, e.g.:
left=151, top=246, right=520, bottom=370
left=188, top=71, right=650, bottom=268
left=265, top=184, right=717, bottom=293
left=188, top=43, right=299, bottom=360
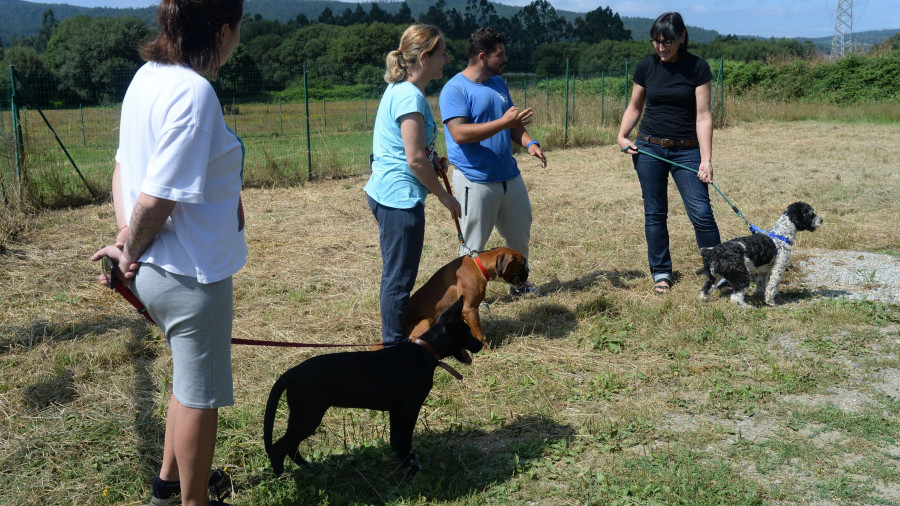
left=38, top=0, right=900, bottom=39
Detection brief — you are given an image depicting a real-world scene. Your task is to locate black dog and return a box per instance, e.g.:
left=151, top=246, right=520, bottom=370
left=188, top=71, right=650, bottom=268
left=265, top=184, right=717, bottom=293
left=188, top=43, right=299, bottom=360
left=700, top=201, right=823, bottom=306
left=263, top=296, right=482, bottom=476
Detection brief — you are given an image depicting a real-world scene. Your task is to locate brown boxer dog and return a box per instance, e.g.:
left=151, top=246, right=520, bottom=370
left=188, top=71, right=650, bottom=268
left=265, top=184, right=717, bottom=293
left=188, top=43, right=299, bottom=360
left=404, top=246, right=528, bottom=348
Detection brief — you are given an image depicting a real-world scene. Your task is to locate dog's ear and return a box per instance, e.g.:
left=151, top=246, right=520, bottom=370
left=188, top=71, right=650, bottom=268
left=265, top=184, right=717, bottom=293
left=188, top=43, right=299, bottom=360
left=494, top=250, right=509, bottom=278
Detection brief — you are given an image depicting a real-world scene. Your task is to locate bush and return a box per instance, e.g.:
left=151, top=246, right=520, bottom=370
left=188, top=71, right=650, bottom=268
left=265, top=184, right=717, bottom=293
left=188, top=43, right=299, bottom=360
left=723, top=53, right=900, bottom=103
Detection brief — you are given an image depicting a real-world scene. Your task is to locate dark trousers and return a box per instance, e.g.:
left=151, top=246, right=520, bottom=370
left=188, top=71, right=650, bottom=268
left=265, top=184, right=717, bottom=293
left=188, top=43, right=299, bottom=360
left=633, top=139, right=721, bottom=281
left=367, top=195, right=425, bottom=346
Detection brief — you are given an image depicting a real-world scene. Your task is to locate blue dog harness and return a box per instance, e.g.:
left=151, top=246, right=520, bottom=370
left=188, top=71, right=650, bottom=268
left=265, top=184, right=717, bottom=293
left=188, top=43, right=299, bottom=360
left=749, top=224, right=792, bottom=245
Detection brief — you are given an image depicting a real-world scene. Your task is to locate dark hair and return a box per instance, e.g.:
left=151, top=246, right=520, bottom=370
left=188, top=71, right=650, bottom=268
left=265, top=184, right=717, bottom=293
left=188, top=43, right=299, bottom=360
left=467, top=27, right=507, bottom=61
left=140, top=0, right=244, bottom=77
left=649, top=12, right=689, bottom=62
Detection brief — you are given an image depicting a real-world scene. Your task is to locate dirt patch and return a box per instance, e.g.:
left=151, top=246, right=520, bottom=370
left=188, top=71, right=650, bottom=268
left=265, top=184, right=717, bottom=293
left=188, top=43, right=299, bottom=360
left=798, top=249, right=900, bottom=304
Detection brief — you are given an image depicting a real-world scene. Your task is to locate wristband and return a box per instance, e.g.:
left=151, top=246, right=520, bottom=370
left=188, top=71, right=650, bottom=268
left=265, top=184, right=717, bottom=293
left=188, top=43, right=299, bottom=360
left=526, top=140, right=540, bottom=149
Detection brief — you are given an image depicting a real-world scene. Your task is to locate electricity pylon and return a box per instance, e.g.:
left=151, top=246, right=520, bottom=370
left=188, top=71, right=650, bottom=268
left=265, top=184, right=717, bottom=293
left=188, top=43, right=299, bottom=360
left=831, top=0, right=853, bottom=59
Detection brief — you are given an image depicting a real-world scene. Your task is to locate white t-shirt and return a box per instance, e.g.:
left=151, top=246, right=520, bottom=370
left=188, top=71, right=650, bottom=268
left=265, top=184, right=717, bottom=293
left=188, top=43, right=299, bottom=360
left=116, top=62, right=247, bottom=284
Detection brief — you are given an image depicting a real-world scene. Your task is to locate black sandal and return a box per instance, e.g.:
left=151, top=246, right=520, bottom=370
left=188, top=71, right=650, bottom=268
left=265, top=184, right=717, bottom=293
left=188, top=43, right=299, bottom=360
left=654, top=278, right=672, bottom=295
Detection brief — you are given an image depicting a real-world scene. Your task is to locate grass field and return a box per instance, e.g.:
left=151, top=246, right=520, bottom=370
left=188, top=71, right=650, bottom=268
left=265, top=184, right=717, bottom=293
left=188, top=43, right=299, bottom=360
left=1, top=120, right=899, bottom=504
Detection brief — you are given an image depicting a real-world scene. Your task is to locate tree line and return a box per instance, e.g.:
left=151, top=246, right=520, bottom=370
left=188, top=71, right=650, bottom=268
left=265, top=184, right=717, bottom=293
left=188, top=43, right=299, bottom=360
left=2, top=1, right=893, bottom=108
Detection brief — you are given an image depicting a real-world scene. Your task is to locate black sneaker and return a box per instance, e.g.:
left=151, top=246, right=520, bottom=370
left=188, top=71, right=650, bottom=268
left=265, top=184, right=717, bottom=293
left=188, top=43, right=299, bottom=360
left=150, top=468, right=232, bottom=505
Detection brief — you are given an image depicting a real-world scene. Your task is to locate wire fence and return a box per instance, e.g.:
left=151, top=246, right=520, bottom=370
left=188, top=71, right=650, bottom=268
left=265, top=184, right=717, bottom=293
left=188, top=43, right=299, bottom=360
left=0, top=59, right=725, bottom=209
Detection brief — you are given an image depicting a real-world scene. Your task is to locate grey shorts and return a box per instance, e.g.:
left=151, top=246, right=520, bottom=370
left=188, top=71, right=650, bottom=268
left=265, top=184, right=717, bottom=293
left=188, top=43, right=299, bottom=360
left=132, top=263, right=234, bottom=409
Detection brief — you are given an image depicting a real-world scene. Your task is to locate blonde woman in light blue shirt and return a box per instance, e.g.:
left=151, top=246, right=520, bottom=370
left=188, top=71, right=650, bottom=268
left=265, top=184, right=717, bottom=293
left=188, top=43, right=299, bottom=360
left=365, top=24, right=460, bottom=348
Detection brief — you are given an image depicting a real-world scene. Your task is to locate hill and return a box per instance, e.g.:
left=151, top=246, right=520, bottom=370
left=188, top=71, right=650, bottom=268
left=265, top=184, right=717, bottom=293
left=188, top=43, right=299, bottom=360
left=1, top=0, right=896, bottom=47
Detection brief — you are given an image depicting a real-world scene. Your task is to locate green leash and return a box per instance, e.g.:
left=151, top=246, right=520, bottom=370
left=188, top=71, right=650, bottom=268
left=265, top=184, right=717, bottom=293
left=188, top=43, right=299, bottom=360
left=621, top=146, right=753, bottom=229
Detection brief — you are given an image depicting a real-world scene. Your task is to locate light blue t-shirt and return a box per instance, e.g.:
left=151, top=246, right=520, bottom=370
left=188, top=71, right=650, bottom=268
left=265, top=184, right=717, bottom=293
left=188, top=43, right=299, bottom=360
left=439, top=73, right=520, bottom=183
left=364, top=81, right=436, bottom=209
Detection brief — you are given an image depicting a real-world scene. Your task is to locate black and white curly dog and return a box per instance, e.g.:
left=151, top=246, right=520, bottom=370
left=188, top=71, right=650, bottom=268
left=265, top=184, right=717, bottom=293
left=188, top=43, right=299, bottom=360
left=700, top=202, right=823, bottom=307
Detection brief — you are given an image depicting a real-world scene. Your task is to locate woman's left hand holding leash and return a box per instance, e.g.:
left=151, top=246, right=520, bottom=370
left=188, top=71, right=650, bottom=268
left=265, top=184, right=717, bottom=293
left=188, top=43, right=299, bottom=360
left=91, top=244, right=140, bottom=287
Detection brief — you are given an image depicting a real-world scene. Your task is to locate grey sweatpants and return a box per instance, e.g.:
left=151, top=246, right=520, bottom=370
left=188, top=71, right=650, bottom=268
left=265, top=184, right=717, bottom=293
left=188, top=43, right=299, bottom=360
left=452, top=168, right=532, bottom=259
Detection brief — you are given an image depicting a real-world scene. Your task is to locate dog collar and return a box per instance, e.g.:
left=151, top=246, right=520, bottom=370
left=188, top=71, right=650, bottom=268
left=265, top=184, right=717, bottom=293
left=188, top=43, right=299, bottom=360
left=413, top=339, right=463, bottom=380
left=470, top=252, right=492, bottom=280
left=749, top=224, right=792, bottom=246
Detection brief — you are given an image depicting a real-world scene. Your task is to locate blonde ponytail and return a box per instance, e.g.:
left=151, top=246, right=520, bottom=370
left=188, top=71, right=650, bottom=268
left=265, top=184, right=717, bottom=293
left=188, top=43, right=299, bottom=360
left=383, top=24, right=443, bottom=84
left=384, top=49, right=406, bottom=84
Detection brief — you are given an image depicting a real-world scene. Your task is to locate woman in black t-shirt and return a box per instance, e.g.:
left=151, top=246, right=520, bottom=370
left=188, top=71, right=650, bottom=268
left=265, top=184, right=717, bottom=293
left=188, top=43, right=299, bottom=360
left=617, top=12, right=722, bottom=295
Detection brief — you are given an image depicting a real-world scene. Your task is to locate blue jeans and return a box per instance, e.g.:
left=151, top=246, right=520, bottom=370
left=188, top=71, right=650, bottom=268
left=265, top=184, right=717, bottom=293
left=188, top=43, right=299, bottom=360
left=367, top=195, right=425, bottom=346
left=633, top=138, right=721, bottom=281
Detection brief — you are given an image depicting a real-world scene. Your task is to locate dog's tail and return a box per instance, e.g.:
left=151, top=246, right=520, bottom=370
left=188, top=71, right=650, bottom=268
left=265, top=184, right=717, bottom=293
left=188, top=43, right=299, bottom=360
left=263, top=373, right=289, bottom=457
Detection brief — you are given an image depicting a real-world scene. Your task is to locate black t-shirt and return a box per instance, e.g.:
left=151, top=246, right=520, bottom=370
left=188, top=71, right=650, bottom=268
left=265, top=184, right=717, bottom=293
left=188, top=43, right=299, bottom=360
left=633, top=53, right=712, bottom=140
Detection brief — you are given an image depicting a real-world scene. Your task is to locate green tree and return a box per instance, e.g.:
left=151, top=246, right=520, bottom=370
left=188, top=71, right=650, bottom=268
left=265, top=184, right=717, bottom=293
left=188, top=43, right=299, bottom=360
left=463, top=0, right=501, bottom=34
left=216, top=45, right=263, bottom=101
left=267, top=23, right=344, bottom=86
left=1, top=45, right=59, bottom=107
left=318, top=7, right=335, bottom=25
left=515, top=0, right=572, bottom=46
left=45, top=15, right=150, bottom=105
left=573, top=6, right=630, bottom=43
left=332, top=22, right=403, bottom=68
left=34, top=9, right=58, bottom=53
left=419, top=0, right=448, bottom=30
left=393, top=3, right=414, bottom=25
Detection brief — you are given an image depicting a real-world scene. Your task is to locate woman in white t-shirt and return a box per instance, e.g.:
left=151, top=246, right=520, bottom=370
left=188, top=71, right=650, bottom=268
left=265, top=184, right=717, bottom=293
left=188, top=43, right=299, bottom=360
left=91, top=1, right=244, bottom=504
left=364, top=24, right=461, bottom=348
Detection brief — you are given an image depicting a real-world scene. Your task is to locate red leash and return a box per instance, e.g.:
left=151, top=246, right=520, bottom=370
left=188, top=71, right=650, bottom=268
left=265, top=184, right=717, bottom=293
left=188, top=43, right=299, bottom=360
left=102, top=257, right=370, bottom=348
left=435, top=159, right=490, bottom=280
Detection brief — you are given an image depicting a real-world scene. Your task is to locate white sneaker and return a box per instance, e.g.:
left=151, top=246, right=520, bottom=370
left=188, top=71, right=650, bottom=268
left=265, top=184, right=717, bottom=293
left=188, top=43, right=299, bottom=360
left=509, top=281, right=539, bottom=297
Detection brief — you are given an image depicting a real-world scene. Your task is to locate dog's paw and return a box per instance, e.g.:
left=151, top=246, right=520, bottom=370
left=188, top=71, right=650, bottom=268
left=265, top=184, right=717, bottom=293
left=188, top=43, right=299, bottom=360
left=765, top=299, right=778, bottom=307
left=699, top=292, right=710, bottom=302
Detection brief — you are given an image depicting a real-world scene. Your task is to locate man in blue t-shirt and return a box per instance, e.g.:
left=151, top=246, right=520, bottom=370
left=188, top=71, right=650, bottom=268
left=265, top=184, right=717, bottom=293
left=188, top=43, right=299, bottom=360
left=439, top=27, right=547, bottom=296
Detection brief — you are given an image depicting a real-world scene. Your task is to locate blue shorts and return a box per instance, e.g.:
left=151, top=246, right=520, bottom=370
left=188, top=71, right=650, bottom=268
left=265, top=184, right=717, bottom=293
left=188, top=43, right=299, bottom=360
left=132, top=263, right=234, bottom=409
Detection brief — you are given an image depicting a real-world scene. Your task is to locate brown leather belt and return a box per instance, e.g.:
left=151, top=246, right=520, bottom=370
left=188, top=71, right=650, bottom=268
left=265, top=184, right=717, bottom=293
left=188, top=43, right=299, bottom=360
left=637, top=132, right=699, bottom=148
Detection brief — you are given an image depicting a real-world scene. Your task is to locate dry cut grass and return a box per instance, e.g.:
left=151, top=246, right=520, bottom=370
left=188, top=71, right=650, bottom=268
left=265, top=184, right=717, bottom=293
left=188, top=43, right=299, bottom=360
left=1, top=120, right=899, bottom=504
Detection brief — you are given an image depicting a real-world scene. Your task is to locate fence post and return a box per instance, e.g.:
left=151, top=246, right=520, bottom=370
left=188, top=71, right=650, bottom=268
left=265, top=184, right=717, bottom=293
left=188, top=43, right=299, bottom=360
left=303, top=62, right=312, bottom=180
left=718, top=58, right=725, bottom=124
left=601, top=70, right=605, bottom=126
left=523, top=79, right=527, bottom=109
left=323, top=98, right=326, bottom=129
left=545, top=76, right=550, bottom=122
left=80, top=103, right=86, bottom=146
left=624, top=58, right=629, bottom=106
left=9, top=66, right=24, bottom=198
left=231, top=97, right=237, bottom=133
left=279, top=96, right=283, bottom=136
left=564, top=59, right=570, bottom=146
